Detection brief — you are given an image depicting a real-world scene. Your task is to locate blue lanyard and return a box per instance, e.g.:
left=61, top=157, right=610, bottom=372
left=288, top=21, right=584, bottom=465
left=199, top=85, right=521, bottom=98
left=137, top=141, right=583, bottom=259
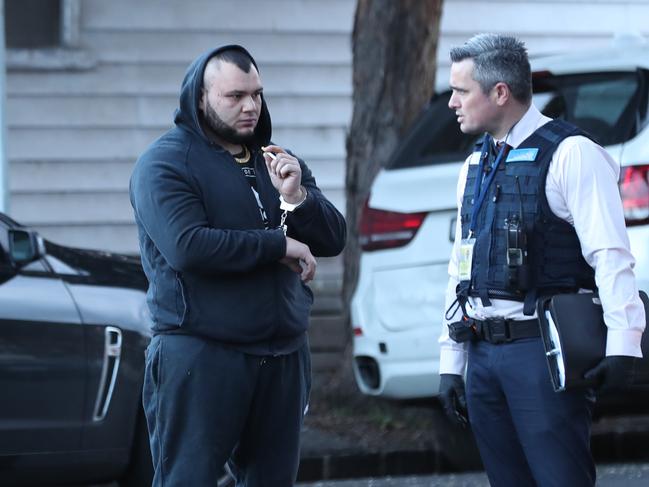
left=468, top=137, right=508, bottom=236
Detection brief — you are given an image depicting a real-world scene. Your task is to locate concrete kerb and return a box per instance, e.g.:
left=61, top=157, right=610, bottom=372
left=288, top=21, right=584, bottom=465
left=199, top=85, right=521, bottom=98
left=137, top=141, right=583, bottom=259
left=297, top=416, right=649, bottom=482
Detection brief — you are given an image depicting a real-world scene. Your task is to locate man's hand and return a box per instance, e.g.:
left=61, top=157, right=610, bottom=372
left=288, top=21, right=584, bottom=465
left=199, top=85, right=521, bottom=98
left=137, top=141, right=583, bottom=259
left=584, top=355, right=636, bottom=392
left=439, top=374, right=468, bottom=427
left=283, top=236, right=316, bottom=282
left=262, top=145, right=303, bottom=202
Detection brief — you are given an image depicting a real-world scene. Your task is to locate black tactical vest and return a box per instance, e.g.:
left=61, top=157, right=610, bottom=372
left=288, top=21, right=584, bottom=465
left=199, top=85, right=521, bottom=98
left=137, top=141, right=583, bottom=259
left=458, top=119, right=597, bottom=315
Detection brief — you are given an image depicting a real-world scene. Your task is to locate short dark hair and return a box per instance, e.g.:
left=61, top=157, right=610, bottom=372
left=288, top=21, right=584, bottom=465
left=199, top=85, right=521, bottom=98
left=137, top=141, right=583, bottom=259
left=211, top=48, right=254, bottom=73
left=203, top=48, right=258, bottom=91
left=450, top=33, right=532, bottom=104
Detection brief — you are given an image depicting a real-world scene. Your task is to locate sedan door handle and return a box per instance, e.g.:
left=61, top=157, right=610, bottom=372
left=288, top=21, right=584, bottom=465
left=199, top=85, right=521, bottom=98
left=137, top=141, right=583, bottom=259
left=92, top=326, right=122, bottom=421
left=106, top=327, right=122, bottom=357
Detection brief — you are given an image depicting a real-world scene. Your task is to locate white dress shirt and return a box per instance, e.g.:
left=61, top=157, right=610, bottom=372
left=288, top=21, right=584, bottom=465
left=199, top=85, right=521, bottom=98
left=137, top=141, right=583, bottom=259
left=439, top=103, right=646, bottom=375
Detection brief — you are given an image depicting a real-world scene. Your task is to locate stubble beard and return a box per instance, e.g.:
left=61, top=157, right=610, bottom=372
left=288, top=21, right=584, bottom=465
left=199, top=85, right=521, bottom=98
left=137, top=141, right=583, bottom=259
left=203, top=100, right=257, bottom=145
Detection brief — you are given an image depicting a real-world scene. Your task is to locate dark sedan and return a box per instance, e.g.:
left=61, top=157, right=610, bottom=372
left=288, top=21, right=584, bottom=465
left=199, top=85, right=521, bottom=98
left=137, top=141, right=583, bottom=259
left=0, top=213, right=152, bottom=486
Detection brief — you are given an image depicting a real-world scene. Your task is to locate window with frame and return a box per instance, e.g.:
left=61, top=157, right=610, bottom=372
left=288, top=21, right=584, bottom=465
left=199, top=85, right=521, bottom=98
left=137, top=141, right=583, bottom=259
left=4, top=0, right=94, bottom=70
left=5, top=0, right=62, bottom=49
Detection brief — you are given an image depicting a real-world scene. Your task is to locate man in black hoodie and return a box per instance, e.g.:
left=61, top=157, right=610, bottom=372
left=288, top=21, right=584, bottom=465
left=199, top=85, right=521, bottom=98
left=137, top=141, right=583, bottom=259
left=130, top=45, right=346, bottom=486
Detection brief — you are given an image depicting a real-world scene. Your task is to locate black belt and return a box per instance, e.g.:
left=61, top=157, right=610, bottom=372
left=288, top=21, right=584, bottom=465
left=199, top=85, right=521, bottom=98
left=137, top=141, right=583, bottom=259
left=473, top=318, right=540, bottom=344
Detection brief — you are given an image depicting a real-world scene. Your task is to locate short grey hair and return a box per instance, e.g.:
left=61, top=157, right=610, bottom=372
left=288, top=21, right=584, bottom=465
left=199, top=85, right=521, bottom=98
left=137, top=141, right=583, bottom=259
left=450, top=33, right=532, bottom=104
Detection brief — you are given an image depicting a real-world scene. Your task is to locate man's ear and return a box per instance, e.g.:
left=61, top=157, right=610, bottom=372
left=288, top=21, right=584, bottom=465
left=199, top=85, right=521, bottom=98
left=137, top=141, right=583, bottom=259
left=198, top=89, right=206, bottom=112
left=493, top=82, right=511, bottom=106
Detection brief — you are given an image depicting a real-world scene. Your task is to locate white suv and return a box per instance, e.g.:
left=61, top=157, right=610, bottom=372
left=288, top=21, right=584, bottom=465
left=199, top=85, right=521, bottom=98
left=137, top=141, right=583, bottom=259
left=351, top=39, right=649, bottom=400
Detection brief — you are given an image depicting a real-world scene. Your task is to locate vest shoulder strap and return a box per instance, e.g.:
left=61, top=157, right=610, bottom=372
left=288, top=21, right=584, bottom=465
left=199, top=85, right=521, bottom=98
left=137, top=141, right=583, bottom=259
left=520, top=119, right=587, bottom=147
left=472, top=119, right=589, bottom=155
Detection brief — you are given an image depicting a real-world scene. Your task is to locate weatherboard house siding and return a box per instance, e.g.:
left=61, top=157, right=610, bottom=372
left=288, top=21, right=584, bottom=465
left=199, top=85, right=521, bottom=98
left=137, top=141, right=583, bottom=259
left=6, top=0, right=649, bottom=254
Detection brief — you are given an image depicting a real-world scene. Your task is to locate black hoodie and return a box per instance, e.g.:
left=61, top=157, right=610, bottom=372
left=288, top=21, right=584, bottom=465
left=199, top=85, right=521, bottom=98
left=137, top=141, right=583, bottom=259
left=130, top=45, right=346, bottom=355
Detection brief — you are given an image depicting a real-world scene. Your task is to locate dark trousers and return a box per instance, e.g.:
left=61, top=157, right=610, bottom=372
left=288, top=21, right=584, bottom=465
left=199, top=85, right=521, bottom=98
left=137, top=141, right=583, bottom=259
left=142, top=334, right=311, bottom=487
left=466, top=337, right=596, bottom=487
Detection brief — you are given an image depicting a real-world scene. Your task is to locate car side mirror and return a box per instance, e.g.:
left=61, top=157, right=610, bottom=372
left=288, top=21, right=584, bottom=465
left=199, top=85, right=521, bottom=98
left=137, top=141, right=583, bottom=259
left=8, top=229, right=45, bottom=266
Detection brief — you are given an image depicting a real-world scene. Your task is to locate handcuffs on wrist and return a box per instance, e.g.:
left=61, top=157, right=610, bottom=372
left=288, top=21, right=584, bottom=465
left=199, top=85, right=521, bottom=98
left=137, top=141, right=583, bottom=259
left=278, top=187, right=307, bottom=235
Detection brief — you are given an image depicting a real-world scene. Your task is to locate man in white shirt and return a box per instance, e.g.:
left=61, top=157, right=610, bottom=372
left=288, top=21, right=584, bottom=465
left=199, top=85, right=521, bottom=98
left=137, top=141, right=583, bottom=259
left=438, top=33, right=645, bottom=486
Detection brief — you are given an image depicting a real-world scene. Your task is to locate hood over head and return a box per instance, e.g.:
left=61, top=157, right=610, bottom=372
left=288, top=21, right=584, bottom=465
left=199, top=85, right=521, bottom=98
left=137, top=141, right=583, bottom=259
left=174, top=44, right=272, bottom=148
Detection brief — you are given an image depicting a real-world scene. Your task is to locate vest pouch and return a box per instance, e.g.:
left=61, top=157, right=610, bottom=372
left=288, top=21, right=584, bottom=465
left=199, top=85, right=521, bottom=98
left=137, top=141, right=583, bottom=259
left=503, top=263, right=532, bottom=291
left=517, top=264, right=532, bottom=290
left=502, top=211, right=531, bottom=291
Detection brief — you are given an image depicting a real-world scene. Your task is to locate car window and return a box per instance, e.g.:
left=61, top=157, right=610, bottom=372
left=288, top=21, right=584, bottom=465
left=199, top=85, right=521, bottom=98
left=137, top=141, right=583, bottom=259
left=386, top=92, right=480, bottom=169
left=388, top=70, right=648, bottom=170
left=574, top=79, right=633, bottom=125
left=534, top=71, right=647, bottom=147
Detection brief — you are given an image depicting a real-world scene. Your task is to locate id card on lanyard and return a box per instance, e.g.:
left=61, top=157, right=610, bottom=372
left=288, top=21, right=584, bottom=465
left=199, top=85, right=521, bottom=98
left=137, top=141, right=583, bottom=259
left=459, top=237, right=476, bottom=281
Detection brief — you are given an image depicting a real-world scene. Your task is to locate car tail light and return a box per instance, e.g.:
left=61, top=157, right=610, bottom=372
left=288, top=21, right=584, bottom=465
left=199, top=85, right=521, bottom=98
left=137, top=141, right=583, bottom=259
left=359, top=198, right=428, bottom=251
left=619, top=164, right=649, bottom=227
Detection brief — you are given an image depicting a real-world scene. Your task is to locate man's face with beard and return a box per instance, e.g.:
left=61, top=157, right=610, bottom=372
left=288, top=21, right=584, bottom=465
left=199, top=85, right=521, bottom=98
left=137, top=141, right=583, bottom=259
left=200, top=60, right=263, bottom=146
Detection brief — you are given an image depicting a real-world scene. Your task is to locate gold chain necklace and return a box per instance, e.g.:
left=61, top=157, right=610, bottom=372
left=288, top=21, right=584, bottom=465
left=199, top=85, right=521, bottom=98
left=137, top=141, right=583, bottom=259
left=233, top=145, right=251, bottom=164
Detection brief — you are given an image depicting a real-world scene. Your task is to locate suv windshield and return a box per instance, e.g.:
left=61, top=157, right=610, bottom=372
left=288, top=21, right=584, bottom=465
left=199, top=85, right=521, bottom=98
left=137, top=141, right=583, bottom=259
left=388, top=70, right=648, bottom=169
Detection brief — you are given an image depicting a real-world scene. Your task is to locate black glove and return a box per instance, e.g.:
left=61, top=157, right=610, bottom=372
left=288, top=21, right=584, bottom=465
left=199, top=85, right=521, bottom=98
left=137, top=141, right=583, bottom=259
left=438, top=373, right=468, bottom=426
left=583, top=355, right=637, bottom=392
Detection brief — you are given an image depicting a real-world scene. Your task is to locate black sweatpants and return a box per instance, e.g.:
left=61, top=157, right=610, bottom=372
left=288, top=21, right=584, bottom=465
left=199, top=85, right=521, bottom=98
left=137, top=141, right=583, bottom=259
left=142, top=334, right=311, bottom=487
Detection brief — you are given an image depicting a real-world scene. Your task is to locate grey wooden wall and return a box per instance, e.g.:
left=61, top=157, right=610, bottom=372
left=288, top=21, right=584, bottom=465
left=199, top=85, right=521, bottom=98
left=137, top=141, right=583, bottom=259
left=7, top=0, right=649, bottom=254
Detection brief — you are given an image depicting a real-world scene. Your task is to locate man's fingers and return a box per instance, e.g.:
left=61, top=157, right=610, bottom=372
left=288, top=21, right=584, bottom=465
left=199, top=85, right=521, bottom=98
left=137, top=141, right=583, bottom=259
left=300, top=257, right=317, bottom=282
left=452, top=382, right=467, bottom=410
left=438, top=376, right=468, bottom=427
left=279, top=160, right=299, bottom=178
left=439, top=393, right=456, bottom=420
left=273, top=156, right=300, bottom=178
left=441, top=399, right=455, bottom=419
left=454, top=409, right=469, bottom=427
left=284, top=237, right=316, bottom=281
left=446, top=395, right=468, bottom=427
left=262, top=146, right=290, bottom=171
left=263, top=152, right=299, bottom=180
left=300, top=260, right=315, bottom=282
left=455, top=394, right=469, bottom=425
left=262, top=145, right=282, bottom=176
left=264, top=153, right=279, bottom=174
left=442, top=401, right=465, bottom=426
left=262, top=144, right=284, bottom=155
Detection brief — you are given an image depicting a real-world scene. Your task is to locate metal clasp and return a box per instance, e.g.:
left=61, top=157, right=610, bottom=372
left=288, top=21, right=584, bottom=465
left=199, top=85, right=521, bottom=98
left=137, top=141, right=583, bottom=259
left=279, top=210, right=288, bottom=235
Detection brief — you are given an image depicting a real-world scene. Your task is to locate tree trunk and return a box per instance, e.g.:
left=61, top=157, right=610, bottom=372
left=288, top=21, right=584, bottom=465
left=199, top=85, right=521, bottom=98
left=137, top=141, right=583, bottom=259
left=343, top=0, right=444, bottom=330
